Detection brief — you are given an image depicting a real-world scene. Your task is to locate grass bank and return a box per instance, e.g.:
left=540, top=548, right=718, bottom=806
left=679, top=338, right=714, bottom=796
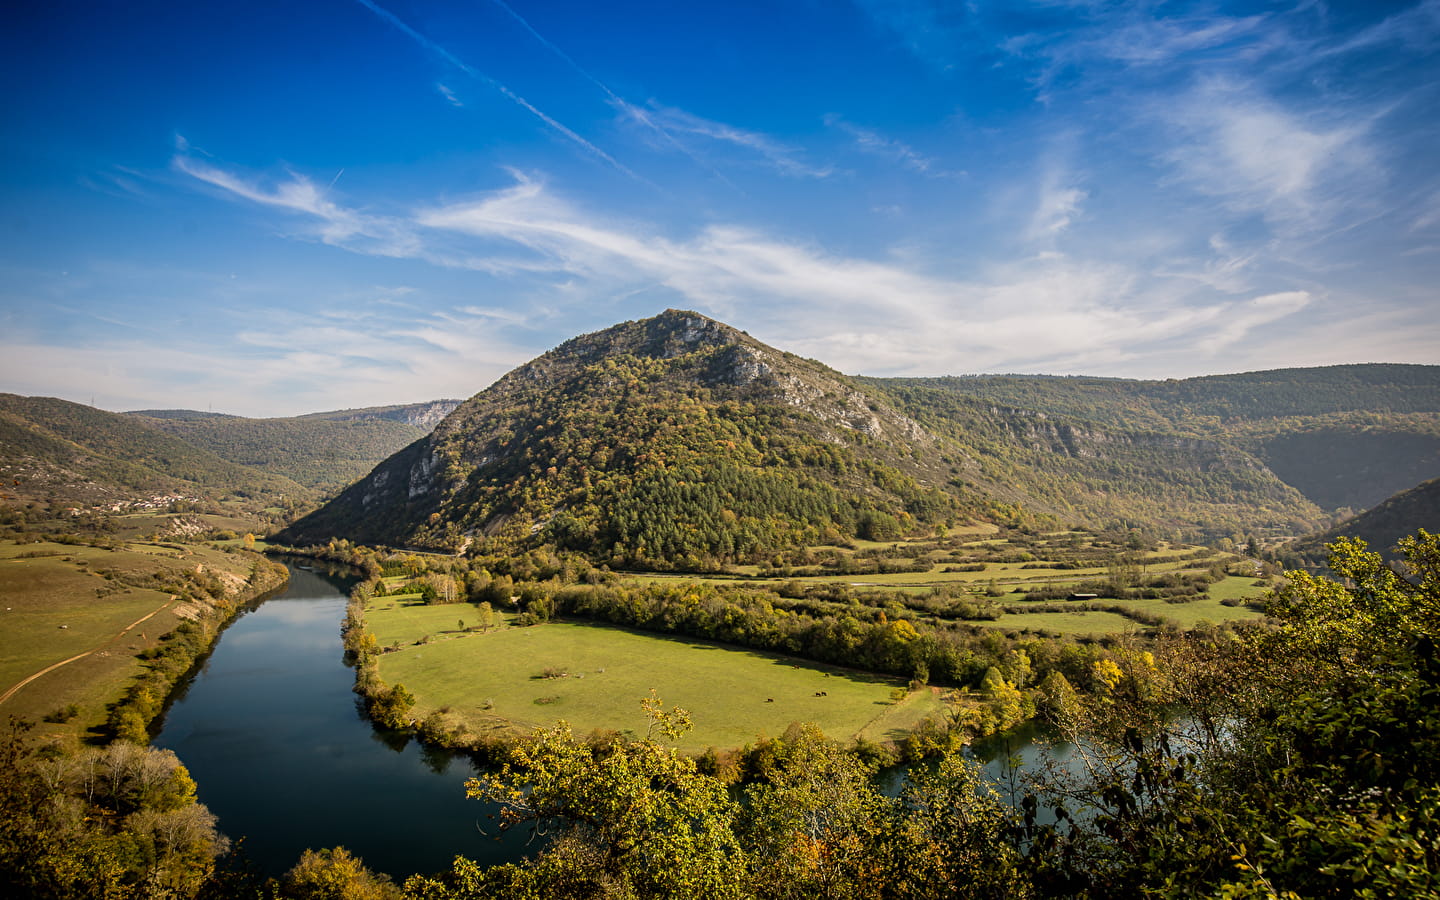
left=0, top=539, right=287, bottom=742
left=366, top=598, right=941, bottom=754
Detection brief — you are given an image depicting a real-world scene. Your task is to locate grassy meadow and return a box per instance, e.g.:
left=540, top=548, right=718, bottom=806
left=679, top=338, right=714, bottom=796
left=0, top=539, right=263, bottom=738
left=362, top=527, right=1274, bottom=748
left=367, top=598, right=935, bottom=753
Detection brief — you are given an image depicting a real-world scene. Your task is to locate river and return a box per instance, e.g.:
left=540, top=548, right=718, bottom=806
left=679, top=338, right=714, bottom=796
left=153, top=560, right=1073, bottom=879
left=152, top=560, right=525, bottom=879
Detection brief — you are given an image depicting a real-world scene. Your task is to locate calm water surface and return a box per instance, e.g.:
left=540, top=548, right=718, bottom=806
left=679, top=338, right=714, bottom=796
left=153, top=562, right=522, bottom=879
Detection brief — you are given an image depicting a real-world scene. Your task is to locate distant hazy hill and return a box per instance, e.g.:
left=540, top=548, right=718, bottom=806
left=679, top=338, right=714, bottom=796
left=868, top=365, right=1440, bottom=516
left=1287, top=476, right=1440, bottom=564
left=280, top=311, right=1411, bottom=563
left=876, top=365, right=1439, bottom=425
left=127, top=400, right=461, bottom=491
left=1251, top=424, right=1440, bottom=512
left=0, top=394, right=306, bottom=507
left=866, top=381, right=1323, bottom=542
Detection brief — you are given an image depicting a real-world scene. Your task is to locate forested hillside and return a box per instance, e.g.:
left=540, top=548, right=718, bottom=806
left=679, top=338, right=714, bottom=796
left=1251, top=420, right=1440, bottom=511
left=280, top=311, right=958, bottom=565
left=128, top=401, right=459, bottom=492
left=1286, top=476, right=1440, bottom=564
left=867, top=384, right=1322, bottom=541
left=875, top=364, right=1440, bottom=425
left=0, top=394, right=306, bottom=508
left=867, top=364, right=1440, bottom=516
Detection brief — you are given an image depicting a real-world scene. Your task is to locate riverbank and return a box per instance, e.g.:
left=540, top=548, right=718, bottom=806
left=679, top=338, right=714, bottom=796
left=152, top=561, right=524, bottom=878
left=343, top=580, right=1035, bottom=773
left=0, top=538, right=288, bottom=743
left=108, top=551, right=289, bottom=742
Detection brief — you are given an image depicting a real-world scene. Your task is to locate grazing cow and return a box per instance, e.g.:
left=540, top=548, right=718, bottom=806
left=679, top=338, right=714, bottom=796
left=765, top=698, right=774, bottom=703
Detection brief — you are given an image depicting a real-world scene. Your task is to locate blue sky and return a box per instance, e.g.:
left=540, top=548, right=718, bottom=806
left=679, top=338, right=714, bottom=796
left=2, top=0, right=1438, bottom=416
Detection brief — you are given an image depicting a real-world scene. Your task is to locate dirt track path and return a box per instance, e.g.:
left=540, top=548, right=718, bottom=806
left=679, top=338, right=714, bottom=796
left=0, top=598, right=176, bottom=707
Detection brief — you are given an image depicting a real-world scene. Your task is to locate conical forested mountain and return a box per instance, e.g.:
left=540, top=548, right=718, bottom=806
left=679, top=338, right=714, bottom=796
left=280, top=312, right=1438, bottom=565
left=278, top=310, right=958, bottom=566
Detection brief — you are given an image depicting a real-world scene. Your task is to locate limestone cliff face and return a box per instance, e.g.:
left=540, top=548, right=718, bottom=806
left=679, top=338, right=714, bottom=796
left=311, top=399, right=462, bottom=430
left=391, top=401, right=462, bottom=430
left=995, top=406, right=1263, bottom=470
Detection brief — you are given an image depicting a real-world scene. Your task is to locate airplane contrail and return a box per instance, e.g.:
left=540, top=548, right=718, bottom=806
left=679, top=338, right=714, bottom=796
left=354, top=0, right=645, bottom=183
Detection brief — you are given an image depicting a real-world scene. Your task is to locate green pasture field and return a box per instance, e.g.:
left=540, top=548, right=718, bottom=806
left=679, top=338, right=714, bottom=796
left=983, top=575, right=1269, bottom=634
left=1100, top=577, right=1270, bottom=629
left=367, top=600, right=928, bottom=753
left=1207, top=575, right=1273, bottom=602
left=979, top=609, right=1143, bottom=636
left=0, top=539, right=261, bottom=738
left=1115, top=595, right=1266, bottom=628
left=856, top=687, right=948, bottom=743
left=623, top=559, right=1203, bottom=595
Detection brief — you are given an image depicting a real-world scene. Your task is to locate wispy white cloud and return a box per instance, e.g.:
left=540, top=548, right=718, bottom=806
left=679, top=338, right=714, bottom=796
left=78, top=165, right=156, bottom=201
left=635, top=103, right=836, bottom=179
left=1005, top=10, right=1271, bottom=84
left=1157, top=232, right=1261, bottom=294
left=435, top=83, right=463, bottom=107
left=1159, top=79, right=1378, bottom=233
left=474, top=0, right=734, bottom=187
left=1026, top=167, right=1087, bottom=242
left=173, top=150, right=422, bottom=257
left=1322, top=0, right=1440, bottom=58
left=1195, top=290, right=1312, bottom=353
left=825, top=115, right=959, bottom=179
left=404, top=174, right=1317, bottom=376
left=0, top=297, right=533, bottom=416
left=1412, top=189, right=1440, bottom=232
left=171, top=152, right=1390, bottom=383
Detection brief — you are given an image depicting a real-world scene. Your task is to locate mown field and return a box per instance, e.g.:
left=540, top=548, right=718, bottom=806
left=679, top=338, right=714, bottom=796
left=979, top=577, right=1269, bottom=635
left=0, top=539, right=262, bottom=738
left=367, top=598, right=941, bottom=753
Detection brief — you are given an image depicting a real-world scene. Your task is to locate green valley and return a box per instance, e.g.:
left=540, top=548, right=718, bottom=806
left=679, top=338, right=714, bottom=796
left=2, top=310, right=1437, bottom=900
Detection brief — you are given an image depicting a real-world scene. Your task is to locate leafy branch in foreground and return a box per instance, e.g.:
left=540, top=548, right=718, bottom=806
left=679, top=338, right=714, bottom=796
left=1024, top=530, right=1440, bottom=898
